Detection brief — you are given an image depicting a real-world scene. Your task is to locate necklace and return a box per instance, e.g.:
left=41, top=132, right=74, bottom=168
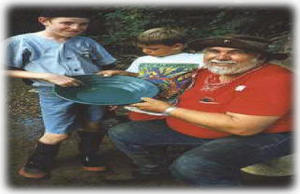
left=200, top=65, right=264, bottom=92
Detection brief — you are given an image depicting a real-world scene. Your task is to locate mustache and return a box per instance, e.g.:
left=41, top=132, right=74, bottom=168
left=208, top=59, right=237, bottom=65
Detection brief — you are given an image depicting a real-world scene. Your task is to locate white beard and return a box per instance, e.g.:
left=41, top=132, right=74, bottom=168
left=206, top=58, right=260, bottom=75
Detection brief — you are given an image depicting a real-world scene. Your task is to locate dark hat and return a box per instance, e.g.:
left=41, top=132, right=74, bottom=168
left=39, top=8, right=94, bottom=19
left=188, top=34, right=288, bottom=60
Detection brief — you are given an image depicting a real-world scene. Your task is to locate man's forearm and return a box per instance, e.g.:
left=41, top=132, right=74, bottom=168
left=167, top=107, right=278, bottom=136
left=168, top=107, right=237, bottom=132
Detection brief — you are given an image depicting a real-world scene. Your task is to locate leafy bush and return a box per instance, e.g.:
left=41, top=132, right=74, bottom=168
left=90, top=6, right=292, bottom=57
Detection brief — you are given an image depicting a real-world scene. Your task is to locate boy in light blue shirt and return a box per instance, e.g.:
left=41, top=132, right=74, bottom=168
left=6, top=8, right=116, bottom=179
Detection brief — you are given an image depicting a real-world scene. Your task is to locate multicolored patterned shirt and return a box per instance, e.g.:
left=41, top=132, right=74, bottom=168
left=126, top=53, right=204, bottom=101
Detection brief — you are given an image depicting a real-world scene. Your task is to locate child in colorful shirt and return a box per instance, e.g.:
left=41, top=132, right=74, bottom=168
left=99, top=27, right=204, bottom=120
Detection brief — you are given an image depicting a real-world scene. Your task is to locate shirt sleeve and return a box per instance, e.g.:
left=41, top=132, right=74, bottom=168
left=126, top=58, right=141, bottom=73
left=5, top=37, right=30, bottom=69
left=90, top=39, right=116, bottom=66
left=195, top=53, right=205, bottom=68
left=226, top=73, right=292, bottom=116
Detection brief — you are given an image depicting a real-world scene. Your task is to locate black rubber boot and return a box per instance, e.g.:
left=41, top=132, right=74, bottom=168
left=77, top=130, right=107, bottom=172
left=18, top=141, right=60, bottom=179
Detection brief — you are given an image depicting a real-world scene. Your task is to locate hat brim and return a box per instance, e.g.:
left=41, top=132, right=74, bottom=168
left=188, top=38, right=288, bottom=60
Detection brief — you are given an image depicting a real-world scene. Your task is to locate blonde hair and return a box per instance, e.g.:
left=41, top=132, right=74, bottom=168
left=137, top=27, right=186, bottom=46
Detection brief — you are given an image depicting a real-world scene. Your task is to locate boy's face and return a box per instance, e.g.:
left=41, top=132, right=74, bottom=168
left=138, top=43, right=184, bottom=57
left=38, top=17, right=90, bottom=38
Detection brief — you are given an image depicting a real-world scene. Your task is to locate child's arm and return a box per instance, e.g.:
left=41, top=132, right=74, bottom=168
left=6, top=70, right=83, bottom=87
left=96, top=70, right=138, bottom=77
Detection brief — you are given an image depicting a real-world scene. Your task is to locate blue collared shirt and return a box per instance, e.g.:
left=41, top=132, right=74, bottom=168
left=6, top=33, right=116, bottom=86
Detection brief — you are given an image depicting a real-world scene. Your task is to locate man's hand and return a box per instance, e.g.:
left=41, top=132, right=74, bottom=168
left=44, top=74, right=83, bottom=87
left=130, top=97, right=171, bottom=113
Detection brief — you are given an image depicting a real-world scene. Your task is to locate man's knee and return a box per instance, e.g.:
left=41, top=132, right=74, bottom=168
left=170, top=153, right=201, bottom=176
left=108, top=122, right=133, bottom=142
left=108, top=121, right=147, bottom=145
left=170, top=152, right=224, bottom=183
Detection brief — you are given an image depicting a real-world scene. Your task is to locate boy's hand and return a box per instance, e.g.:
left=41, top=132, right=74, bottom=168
left=96, top=70, right=123, bottom=77
left=130, top=97, right=171, bottom=113
left=44, top=74, right=83, bottom=87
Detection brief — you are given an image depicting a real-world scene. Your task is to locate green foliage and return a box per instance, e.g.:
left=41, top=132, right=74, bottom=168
left=8, top=6, right=292, bottom=54
left=93, top=6, right=292, bottom=55
left=96, top=8, right=152, bottom=45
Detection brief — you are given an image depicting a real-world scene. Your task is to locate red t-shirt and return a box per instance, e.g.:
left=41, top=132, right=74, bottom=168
left=166, top=64, right=293, bottom=139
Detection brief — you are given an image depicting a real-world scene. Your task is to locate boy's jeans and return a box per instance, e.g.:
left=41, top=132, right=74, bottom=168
left=37, top=87, right=105, bottom=134
left=108, top=120, right=292, bottom=186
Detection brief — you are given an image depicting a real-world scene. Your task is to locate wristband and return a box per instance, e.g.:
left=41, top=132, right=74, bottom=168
left=163, top=106, right=177, bottom=116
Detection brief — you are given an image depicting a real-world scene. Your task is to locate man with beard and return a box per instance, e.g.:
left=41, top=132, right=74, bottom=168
left=107, top=35, right=292, bottom=186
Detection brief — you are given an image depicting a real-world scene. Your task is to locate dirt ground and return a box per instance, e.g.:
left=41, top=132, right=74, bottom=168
left=6, top=78, right=188, bottom=190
